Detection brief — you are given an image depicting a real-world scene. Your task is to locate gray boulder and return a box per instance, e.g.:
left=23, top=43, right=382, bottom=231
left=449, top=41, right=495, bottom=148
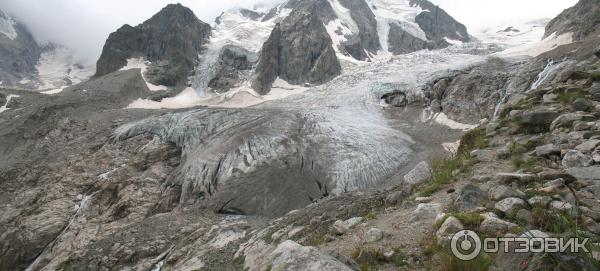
left=480, top=214, right=519, bottom=233
left=488, top=185, right=525, bottom=201
left=436, top=216, right=464, bottom=240
left=566, top=166, right=600, bottom=181
left=252, top=1, right=341, bottom=94
left=562, top=150, right=593, bottom=168
left=364, top=228, right=384, bottom=243
left=575, top=139, right=600, bottom=153
left=494, top=197, right=528, bottom=213
left=535, top=144, right=560, bottom=157
left=453, top=184, right=486, bottom=211
left=519, top=111, right=559, bottom=129
left=571, top=97, right=593, bottom=112
left=403, top=161, right=432, bottom=188
left=267, top=240, right=353, bottom=271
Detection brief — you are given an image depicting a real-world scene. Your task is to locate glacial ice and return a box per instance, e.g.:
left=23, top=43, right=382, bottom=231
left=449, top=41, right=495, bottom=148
left=116, top=45, right=487, bottom=207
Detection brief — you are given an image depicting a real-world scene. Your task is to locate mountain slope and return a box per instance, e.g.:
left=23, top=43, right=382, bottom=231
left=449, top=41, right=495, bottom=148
left=545, top=0, right=600, bottom=41
left=0, top=10, right=41, bottom=87
left=95, top=3, right=211, bottom=86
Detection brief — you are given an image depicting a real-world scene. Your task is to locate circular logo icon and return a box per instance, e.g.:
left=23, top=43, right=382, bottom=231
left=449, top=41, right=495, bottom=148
left=451, top=230, right=482, bottom=261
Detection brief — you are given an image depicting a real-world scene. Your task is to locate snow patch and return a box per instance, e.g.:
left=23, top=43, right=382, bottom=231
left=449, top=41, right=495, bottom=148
left=120, top=58, right=168, bottom=91
left=40, top=88, right=64, bottom=95
left=434, top=113, right=477, bottom=131
left=0, top=94, right=19, bottom=114
left=474, top=19, right=549, bottom=48
left=0, top=11, right=17, bottom=40
left=444, top=37, right=463, bottom=45
left=127, top=78, right=308, bottom=109
left=496, top=32, right=573, bottom=57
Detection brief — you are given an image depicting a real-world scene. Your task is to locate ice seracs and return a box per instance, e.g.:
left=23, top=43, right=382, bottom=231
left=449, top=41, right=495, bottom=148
left=35, top=46, right=95, bottom=90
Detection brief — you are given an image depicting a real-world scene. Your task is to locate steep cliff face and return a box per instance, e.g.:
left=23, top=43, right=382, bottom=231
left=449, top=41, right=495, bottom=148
left=409, top=0, right=470, bottom=45
left=95, top=4, right=211, bottom=86
left=252, top=1, right=342, bottom=94
left=0, top=10, right=41, bottom=87
left=544, top=0, right=600, bottom=41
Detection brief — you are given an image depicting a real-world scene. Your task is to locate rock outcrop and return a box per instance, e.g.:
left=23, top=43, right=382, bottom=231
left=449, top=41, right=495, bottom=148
left=252, top=1, right=341, bottom=94
left=407, top=0, right=470, bottom=47
left=544, top=0, right=600, bottom=41
left=95, top=4, right=211, bottom=86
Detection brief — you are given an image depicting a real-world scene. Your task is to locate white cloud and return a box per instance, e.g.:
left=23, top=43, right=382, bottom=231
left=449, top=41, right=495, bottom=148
left=428, top=0, right=578, bottom=31
left=0, top=0, right=579, bottom=64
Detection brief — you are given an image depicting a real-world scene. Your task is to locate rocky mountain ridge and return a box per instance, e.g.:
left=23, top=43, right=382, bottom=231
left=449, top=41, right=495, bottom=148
left=95, top=3, right=211, bottom=87
left=1, top=0, right=600, bottom=270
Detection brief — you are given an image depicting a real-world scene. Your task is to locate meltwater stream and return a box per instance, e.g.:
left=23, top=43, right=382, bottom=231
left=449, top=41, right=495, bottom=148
left=115, top=45, right=487, bottom=216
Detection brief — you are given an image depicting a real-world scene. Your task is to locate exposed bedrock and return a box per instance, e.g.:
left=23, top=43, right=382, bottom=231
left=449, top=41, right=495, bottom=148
left=114, top=107, right=413, bottom=217
left=252, top=1, right=342, bottom=94
left=94, top=4, right=211, bottom=86
left=208, top=45, right=258, bottom=93
left=544, top=0, right=600, bottom=41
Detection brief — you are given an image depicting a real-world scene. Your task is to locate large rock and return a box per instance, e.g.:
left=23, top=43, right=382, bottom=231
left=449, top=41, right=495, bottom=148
left=494, top=197, right=528, bottom=213
left=571, top=97, right=593, bottom=112
left=562, top=150, right=593, bottom=168
left=267, top=240, right=353, bottom=271
left=95, top=4, right=211, bottom=86
left=403, top=161, right=432, bottom=188
left=480, top=213, right=519, bottom=233
left=535, top=144, right=560, bottom=157
left=436, top=216, right=464, bottom=240
left=412, top=203, right=442, bottom=221
left=252, top=1, right=341, bottom=94
left=519, top=111, right=559, bottom=129
left=488, top=185, right=525, bottom=201
left=208, top=46, right=257, bottom=93
left=575, top=139, right=600, bottom=153
left=550, top=112, right=594, bottom=130
left=566, top=166, right=600, bottom=181
left=453, top=184, right=486, bottom=211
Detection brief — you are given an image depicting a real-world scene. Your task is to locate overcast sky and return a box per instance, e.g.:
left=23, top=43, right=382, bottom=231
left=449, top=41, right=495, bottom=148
left=1, top=0, right=578, bottom=63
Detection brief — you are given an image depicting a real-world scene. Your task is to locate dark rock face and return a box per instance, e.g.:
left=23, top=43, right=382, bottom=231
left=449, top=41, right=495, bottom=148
left=388, top=23, right=429, bottom=54
left=208, top=46, right=257, bottom=93
left=409, top=0, right=470, bottom=43
left=0, top=11, right=42, bottom=86
left=252, top=1, right=342, bottom=94
left=381, top=90, right=408, bottom=107
left=337, top=0, right=380, bottom=60
left=426, top=58, right=522, bottom=123
left=95, top=4, right=211, bottom=86
left=544, top=0, right=600, bottom=41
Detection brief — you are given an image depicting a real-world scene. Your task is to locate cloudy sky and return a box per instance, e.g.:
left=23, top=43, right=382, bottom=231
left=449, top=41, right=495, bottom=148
left=1, top=0, right=578, bottom=63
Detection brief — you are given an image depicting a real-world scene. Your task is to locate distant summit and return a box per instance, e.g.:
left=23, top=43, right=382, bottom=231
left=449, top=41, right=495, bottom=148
left=95, top=3, right=211, bottom=86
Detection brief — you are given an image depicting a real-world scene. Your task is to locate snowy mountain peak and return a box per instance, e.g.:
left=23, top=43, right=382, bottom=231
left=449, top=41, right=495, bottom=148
left=0, top=10, right=18, bottom=40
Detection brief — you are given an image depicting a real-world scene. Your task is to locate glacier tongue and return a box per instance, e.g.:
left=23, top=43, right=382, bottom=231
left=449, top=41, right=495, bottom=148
left=116, top=45, right=486, bottom=216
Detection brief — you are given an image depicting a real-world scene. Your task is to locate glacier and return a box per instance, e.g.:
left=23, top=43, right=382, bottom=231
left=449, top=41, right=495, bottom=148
left=115, top=44, right=488, bottom=215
